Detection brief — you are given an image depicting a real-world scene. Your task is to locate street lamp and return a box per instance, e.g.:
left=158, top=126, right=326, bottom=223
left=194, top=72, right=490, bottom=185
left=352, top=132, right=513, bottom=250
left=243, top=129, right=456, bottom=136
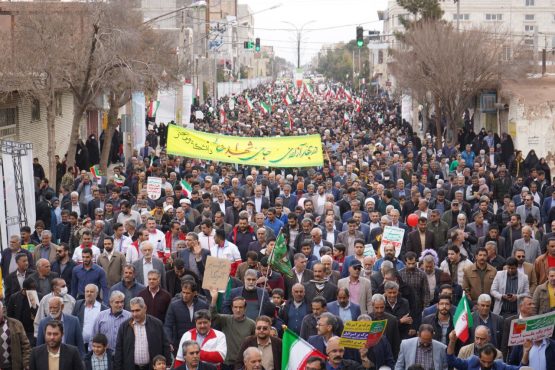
left=282, top=20, right=316, bottom=69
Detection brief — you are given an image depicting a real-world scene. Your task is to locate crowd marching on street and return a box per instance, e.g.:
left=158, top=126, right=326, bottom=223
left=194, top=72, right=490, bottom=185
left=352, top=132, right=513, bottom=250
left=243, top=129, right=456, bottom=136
left=2, top=78, right=555, bottom=370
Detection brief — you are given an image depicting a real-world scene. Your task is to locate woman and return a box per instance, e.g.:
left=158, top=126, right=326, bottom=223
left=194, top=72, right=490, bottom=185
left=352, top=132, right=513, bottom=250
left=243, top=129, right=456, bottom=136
left=510, top=150, right=525, bottom=178
left=524, top=149, right=540, bottom=173
left=85, top=134, right=100, bottom=166
left=30, top=221, right=45, bottom=245
left=538, top=157, right=551, bottom=185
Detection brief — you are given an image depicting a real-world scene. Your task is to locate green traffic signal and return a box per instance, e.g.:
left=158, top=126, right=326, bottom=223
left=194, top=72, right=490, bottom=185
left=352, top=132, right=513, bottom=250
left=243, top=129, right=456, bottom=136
left=356, top=26, right=363, bottom=48
left=255, top=37, right=260, bottom=51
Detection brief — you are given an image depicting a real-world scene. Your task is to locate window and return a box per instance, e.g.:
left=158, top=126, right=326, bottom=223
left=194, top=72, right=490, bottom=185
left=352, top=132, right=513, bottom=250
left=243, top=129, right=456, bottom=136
left=31, top=99, right=40, bottom=121
left=525, top=0, right=535, bottom=5
left=525, top=14, right=535, bottom=21
left=525, top=25, right=535, bottom=32
left=55, top=93, right=62, bottom=116
left=486, top=14, right=503, bottom=21
left=453, top=13, right=470, bottom=20
left=0, top=108, right=16, bottom=128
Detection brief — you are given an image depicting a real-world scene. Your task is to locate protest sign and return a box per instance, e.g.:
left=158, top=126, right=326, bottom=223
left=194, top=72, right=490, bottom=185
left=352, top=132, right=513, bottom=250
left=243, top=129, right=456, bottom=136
left=202, top=256, right=232, bottom=291
left=146, top=177, right=162, bottom=200
left=339, top=320, right=387, bottom=349
left=379, top=226, right=405, bottom=257
left=507, top=311, right=555, bottom=346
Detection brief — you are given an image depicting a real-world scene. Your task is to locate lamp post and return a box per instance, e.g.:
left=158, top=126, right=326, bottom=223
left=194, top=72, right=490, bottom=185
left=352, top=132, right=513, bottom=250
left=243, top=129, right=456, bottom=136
left=282, top=20, right=316, bottom=68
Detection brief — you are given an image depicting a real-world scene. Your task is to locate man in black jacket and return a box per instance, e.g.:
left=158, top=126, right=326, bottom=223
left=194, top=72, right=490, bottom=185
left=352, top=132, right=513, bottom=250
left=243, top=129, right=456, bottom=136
left=114, top=296, right=171, bottom=370
left=175, top=341, right=217, bottom=370
left=325, top=337, right=365, bottom=370
left=30, top=321, right=84, bottom=370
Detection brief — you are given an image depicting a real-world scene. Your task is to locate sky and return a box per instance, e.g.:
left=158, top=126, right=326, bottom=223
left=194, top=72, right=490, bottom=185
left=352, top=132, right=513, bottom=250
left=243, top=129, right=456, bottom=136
left=239, top=0, right=388, bottom=67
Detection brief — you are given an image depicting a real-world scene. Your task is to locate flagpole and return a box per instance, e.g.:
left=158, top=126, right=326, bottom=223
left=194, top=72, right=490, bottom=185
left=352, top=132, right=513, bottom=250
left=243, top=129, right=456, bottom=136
left=258, top=231, right=279, bottom=318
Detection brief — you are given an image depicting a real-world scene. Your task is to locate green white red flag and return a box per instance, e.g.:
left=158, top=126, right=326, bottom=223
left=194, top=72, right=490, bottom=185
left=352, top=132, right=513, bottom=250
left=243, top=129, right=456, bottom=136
left=259, top=101, right=271, bottom=115
left=453, top=295, right=473, bottom=343
left=147, top=100, right=160, bottom=118
left=180, top=179, right=192, bottom=198
left=246, top=96, right=254, bottom=112
left=281, top=328, right=325, bottom=370
left=283, top=93, right=294, bottom=106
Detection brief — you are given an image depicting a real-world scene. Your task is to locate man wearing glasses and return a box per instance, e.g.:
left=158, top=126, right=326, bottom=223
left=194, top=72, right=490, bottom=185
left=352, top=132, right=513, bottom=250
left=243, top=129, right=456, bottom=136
left=236, top=316, right=282, bottom=370
left=516, top=196, right=541, bottom=225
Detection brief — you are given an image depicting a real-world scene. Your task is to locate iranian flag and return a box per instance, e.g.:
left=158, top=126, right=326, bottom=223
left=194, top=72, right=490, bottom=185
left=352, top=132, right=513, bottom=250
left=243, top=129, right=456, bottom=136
left=286, top=110, right=294, bottom=130
left=303, top=82, right=314, bottom=98
left=246, top=96, right=255, bottom=112
left=147, top=100, right=160, bottom=118
left=343, top=112, right=350, bottom=124
left=283, top=93, right=294, bottom=106
left=344, top=89, right=352, bottom=102
left=180, top=179, right=193, bottom=199
left=282, top=328, right=325, bottom=370
left=259, top=101, right=271, bottom=115
left=453, top=295, right=473, bottom=343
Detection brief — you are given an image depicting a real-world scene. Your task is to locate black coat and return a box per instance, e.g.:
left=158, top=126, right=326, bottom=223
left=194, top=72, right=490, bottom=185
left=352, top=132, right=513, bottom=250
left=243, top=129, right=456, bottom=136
left=114, top=315, right=171, bottom=370
left=163, top=298, right=209, bottom=347
left=84, top=349, right=114, bottom=370
left=175, top=363, right=217, bottom=370
left=86, top=136, right=100, bottom=166
left=235, top=336, right=282, bottom=370
left=51, top=259, right=77, bottom=294
left=72, top=299, right=109, bottom=330
left=4, top=269, right=33, bottom=302
left=369, top=312, right=401, bottom=358
left=30, top=343, right=84, bottom=370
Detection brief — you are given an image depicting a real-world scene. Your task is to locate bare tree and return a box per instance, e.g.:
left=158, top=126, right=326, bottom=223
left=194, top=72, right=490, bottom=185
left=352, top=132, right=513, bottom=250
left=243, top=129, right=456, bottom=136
left=0, top=6, right=81, bottom=182
left=390, top=21, right=530, bottom=146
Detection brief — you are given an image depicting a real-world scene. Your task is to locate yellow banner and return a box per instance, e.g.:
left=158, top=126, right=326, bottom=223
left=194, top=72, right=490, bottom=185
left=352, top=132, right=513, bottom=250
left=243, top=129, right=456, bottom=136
left=166, top=125, right=324, bottom=168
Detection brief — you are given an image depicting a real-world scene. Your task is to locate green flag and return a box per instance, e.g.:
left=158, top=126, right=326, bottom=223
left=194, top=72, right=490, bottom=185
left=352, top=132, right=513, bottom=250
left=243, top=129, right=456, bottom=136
left=269, top=233, right=293, bottom=278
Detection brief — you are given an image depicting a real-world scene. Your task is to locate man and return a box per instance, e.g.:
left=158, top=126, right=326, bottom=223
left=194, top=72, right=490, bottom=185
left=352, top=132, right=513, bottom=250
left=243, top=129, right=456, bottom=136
left=337, top=259, right=372, bottom=315
left=384, top=281, right=412, bottom=339
left=533, top=267, right=555, bottom=314
left=133, top=241, right=167, bottom=289
left=175, top=341, right=217, bottom=370
left=222, top=269, right=274, bottom=320
left=72, top=230, right=101, bottom=264
left=28, top=258, right=59, bottom=300
left=137, top=270, right=172, bottom=322
left=535, top=237, right=555, bottom=285
left=427, top=209, right=450, bottom=250
left=462, top=247, right=498, bottom=304
left=512, top=226, right=542, bottom=264
left=145, top=217, right=167, bottom=257
left=178, top=232, right=210, bottom=280
left=264, top=207, right=284, bottom=237
left=309, top=227, right=333, bottom=260
left=91, top=290, right=131, bottom=352
left=458, top=325, right=503, bottom=359
left=174, top=310, right=227, bottom=368
left=209, top=290, right=255, bottom=370
left=399, top=251, right=430, bottom=329
left=373, top=244, right=406, bottom=272
left=33, top=278, right=76, bottom=337
left=341, top=239, right=366, bottom=279
left=116, top=200, right=141, bottom=228
left=114, top=297, right=171, bottom=370
left=279, top=283, right=310, bottom=335
left=71, top=247, right=109, bottom=304
left=439, top=244, right=473, bottom=285
left=30, top=321, right=84, bottom=370
left=236, top=315, right=282, bottom=370
left=404, top=217, right=437, bottom=258
left=490, top=257, right=530, bottom=317
left=36, top=296, right=85, bottom=356
left=394, top=324, right=448, bottom=370
left=325, top=336, right=364, bottom=370
left=97, top=236, right=126, bottom=287
left=446, top=330, right=528, bottom=370
left=484, top=240, right=506, bottom=271
left=0, top=301, right=30, bottom=370
left=501, top=296, right=537, bottom=359
left=327, top=287, right=361, bottom=323
left=83, top=333, right=114, bottom=370
left=513, top=247, right=538, bottom=294
left=303, top=263, right=338, bottom=303
left=72, top=283, right=108, bottom=349
left=516, top=195, right=541, bottom=225
left=308, top=312, right=337, bottom=354
left=4, top=252, right=33, bottom=302
left=211, top=229, right=242, bottom=275
left=508, top=336, right=555, bottom=369
left=470, top=294, right=504, bottom=348
left=109, top=264, right=145, bottom=310
left=51, top=243, right=77, bottom=292
left=240, top=347, right=264, bottom=370
left=337, top=219, right=364, bottom=256
left=284, top=253, right=314, bottom=299
left=300, top=297, right=335, bottom=340
left=422, top=294, right=455, bottom=346
left=1, top=235, right=33, bottom=280
left=32, top=230, right=58, bottom=263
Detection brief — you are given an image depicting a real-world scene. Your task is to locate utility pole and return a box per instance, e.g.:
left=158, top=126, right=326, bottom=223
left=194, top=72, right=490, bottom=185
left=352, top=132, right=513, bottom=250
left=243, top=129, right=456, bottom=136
left=456, top=0, right=460, bottom=31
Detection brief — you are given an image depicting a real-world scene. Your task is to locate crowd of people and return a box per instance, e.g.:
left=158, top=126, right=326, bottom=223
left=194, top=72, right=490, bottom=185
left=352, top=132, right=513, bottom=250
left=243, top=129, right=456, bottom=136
left=3, top=79, right=555, bottom=370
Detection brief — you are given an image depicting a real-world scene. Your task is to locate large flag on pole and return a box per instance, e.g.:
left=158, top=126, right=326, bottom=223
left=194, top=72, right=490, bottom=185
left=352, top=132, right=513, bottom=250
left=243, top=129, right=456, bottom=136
left=282, top=328, right=325, bottom=370
left=246, top=96, right=255, bottom=112
left=147, top=100, right=160, bottom=118
left=453, top=295, right=473, bottom=343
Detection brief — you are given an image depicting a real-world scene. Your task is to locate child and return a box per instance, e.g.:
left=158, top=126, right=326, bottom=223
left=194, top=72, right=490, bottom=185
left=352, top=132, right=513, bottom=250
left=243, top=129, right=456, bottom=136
left=85, top=333, right=113, bottom=370
left=152, top=355, right=168, bottom=370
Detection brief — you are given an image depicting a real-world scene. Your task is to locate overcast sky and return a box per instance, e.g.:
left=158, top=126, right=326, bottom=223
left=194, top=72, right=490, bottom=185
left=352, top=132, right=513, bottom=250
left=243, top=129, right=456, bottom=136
left=239, top=0, right=388, bottom=67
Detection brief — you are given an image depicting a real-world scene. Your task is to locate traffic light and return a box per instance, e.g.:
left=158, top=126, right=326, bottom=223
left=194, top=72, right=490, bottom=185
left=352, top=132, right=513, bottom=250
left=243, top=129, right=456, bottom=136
left=255, top=38, right=260, bottom=51
left=356, top=26, right=364, bottom=48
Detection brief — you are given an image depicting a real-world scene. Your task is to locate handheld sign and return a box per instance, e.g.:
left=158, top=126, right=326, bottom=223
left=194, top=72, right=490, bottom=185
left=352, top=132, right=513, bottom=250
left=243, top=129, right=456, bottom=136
left=146, top=177, right=162, bottom=200
left=202, top=256, right=232, bottom=291
left=379, top=226, right=405, bottom=258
